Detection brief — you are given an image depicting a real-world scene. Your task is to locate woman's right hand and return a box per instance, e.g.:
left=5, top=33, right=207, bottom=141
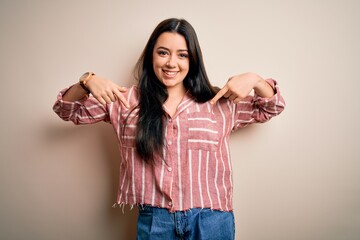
left=87, top=75, right=130, bottom=108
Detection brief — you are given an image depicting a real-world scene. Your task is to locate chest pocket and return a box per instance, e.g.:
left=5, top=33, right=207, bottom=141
left=186, top=112, right=221, bottom=152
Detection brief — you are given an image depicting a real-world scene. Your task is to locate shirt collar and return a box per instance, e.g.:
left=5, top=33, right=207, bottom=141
left=163, top=90, right=195, bottom=118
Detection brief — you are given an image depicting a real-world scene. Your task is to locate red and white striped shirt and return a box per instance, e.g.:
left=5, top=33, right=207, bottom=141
left=53, top=78, right=285, bottom=212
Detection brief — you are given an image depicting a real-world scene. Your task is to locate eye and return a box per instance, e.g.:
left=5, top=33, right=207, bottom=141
left=158, top=50, right=168, bottom=56
left=179, top=53, right=188, bottom=58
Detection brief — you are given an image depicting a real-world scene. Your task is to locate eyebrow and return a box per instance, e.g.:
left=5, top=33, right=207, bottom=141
left=156, top=46, right=188, bottom=52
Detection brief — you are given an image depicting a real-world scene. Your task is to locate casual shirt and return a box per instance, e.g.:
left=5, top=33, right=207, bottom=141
left=53, top=78, right=285, bottom=212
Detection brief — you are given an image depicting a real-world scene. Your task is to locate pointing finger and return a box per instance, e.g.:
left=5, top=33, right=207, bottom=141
left=210, top=85, right=229, bottom=105
left=114, top=88, right=130, bottom=108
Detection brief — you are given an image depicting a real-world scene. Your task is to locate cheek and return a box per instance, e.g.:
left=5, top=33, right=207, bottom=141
left=152, top=58, right=160, bottom=70
left=152, top=54, right=160, bottom=66
left=181, top=62, right=190, bottom=74
left=152, top=63, right=162, bottom=79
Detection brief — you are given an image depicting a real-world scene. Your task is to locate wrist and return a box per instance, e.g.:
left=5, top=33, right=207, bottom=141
left=79, top=72, right=95, bottom=93
left=254, top=79, right=275, bottom=98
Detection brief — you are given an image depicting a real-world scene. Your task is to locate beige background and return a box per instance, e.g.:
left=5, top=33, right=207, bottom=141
left=1, top=0, right=359, bottom=239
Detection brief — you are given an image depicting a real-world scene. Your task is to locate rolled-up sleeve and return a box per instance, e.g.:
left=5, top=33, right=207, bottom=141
left=232, top=78, right=285, bottom=131
left=53, top=87, right=110, bottom=125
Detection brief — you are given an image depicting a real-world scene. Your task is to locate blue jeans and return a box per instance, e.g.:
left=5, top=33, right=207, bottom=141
left=136, top=205, right=235, bottom=240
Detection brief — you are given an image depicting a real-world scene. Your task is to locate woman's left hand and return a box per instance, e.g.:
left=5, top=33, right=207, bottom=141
left=210, top=72, right=274, bottom=104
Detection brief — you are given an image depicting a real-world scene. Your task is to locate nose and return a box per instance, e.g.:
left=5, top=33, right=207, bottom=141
left=166, top=55, right=176, bottom=68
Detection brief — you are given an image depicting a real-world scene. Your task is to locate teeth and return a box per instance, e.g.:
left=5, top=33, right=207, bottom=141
left=164, top=71, right=177, bottom=77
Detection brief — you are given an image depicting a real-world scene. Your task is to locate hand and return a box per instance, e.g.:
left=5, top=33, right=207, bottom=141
left=210, top=72, right=263, bottom=105
left=87, top=75, right=130, bottom=108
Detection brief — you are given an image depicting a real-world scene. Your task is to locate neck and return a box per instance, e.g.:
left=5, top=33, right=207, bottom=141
left=166, top=84, right=186, bottom=101
left=164, top=85, right=187, bottom=117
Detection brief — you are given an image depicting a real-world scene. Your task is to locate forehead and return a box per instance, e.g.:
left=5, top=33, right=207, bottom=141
left=154, top=32, right=188, bottom=50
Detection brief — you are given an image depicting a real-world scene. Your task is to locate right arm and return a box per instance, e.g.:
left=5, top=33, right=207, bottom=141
left=62, top=73, right=129, bottom=107
left=53, top=73, right=130, bottom=124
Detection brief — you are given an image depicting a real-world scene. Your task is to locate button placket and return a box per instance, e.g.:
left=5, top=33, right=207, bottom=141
left=167, top=117, right=175, bottom=146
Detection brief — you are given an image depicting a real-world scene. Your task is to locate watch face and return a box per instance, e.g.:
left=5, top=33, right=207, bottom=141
left=80, top=72, right=90, bottom=82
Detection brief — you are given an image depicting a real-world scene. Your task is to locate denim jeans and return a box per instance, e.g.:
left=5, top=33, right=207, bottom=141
left=136, top=205, right=235, bottom=240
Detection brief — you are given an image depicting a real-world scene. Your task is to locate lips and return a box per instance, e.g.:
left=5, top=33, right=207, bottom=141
left=163, top=70, right=178, bottom=78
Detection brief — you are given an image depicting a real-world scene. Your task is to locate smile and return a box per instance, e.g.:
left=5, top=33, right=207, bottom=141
left=163, top=70, right=178, bottom=78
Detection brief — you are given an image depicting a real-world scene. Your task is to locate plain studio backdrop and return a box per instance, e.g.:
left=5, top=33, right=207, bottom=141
left=0, top=0, right=359, bottom=239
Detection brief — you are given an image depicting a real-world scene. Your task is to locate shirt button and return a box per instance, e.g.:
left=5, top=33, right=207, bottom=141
left=168, top=119, right=172, bottom=123
left=168, top=140, right=172, bottom=146
left=167, top=167, right=172, bottom=172
left=168, top=201, right=173, bottom=206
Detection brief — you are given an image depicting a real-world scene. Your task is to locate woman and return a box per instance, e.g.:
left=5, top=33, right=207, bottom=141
left=53, top=18, right=285, bottom=240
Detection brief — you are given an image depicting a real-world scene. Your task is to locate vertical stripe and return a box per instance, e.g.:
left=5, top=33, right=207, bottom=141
left=223, top=102, right=234, bottom=204
left=151, top=175, right=156, bottom=206
left=220, top=148, right=228, bottom=211
left=160, top=144, right=166, bottom=208
left=117, top=105, right=121, bottom=137
left=205, top=151, right=213, bottom=208
left=125, top=174, right=130, bottom=203
left=160, top=126, right=168, bottom=191
left=141, top=160, right=145, bottom=203
left=69, top=101, right=75, bottom=120
left=118, top=162, right=127, bottom=203
left=217, top=103, right=229, bottom=211
left=109, top=102, right=113, bottom=119
left=127, top=87, right=133, bottom=103
left=176, top=117, right=183, bottom=210
left=214, top=152, right=222, bottom=209
left=131, top=148, right=136, bottom=203
left=188, top=149, right=193, bottom=208
left=124, top=150, right=130, bottom=203
left=228, top=101, right=235, bottom=130
left=198, top=150, right=204, bottom=208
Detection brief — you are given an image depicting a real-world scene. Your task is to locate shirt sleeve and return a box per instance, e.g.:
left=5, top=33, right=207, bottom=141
left=232, top=78, right=286, bottom=131
left=52, top=87, right=110, bottom=125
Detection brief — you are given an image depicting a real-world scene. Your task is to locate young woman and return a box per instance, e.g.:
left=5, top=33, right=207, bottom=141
left=53, top=18, right=285, bottom=240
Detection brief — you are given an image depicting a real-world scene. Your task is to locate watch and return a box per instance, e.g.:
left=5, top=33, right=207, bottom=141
left=79, top=72, right=95, bottom=93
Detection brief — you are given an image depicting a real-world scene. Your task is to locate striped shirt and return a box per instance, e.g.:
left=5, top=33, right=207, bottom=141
left=53, top=78, right=285, bottom=212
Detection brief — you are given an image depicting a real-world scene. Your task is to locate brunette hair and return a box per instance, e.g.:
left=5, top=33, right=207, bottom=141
left=130, top=18, right=218, bottom=163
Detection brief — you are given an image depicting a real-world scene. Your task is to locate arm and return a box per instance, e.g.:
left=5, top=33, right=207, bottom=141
left=210, top=72, right=285, bottom=130
left=210, top=72, right=274, bottom=104
left=53, top=72, right=130, bottom=124
left=232, top=78, right=285, bottom=130
left=62, top=73, right=129, bottom=107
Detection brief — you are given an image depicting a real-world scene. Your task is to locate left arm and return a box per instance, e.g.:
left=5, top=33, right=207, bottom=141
left=210, top=72, right=285, bottom=129
left=210, top=72, right=274, bottom=104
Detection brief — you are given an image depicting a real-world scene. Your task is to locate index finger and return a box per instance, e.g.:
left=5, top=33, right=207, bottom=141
left=210, top=85, right=229, bottom=104
left=113, top=88, right=130, bottom=108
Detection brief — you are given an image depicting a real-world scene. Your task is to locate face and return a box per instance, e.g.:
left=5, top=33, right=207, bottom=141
left=152, top=32, right=189, bottom=93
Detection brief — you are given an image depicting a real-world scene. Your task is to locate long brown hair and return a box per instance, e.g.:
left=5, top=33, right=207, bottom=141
left=131, top=18, right=218, bottom=164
